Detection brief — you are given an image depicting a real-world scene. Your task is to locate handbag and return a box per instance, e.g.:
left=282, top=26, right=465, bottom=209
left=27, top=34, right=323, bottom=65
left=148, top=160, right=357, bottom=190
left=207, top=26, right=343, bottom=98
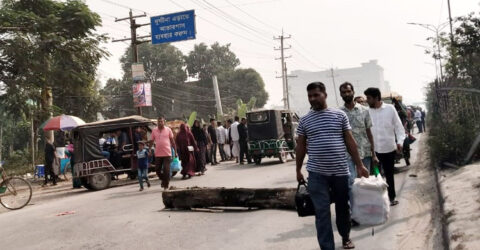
left=295, top=182, right=315, bottom=217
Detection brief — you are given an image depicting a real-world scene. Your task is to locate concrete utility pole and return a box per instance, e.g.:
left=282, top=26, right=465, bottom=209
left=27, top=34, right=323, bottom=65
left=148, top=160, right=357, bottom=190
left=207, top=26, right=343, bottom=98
left=283, top=62, right=297, bottom=110
left=274, top=31, right=291, bottom=109
left=329, top=68, right=340, bottom=106
left=212, top=75, right=224, bottom=116
left=113, top=10, right=151, bottom=116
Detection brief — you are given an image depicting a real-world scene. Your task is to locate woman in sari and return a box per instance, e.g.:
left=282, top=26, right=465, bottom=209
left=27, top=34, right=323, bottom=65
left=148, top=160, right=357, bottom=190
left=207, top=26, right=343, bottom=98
left=191, top=120, right=207, bottom=175
left=175, top=123, right=198, bottom=179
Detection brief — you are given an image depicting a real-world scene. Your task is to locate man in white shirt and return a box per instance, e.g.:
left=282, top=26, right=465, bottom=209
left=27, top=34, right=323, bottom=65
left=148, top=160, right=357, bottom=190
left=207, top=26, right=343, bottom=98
left=216, top=121, right=227, bottom=162
left=230, top=116, right=241, bottom=163
left=364, top=88, right=405, bottom=206
left=414, top=109, right=423, bottom=133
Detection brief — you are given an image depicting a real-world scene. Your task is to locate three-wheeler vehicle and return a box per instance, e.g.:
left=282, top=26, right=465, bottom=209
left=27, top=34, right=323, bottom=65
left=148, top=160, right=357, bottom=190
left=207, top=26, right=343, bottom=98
left=247, top=109, right=299, bottom=165
left=72, top=116, right=155, bottom=190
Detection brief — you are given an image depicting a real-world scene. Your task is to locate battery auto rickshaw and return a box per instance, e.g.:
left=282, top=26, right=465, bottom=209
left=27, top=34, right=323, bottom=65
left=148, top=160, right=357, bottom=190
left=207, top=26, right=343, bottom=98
left=71, top=116, right=156, bottom=190
left=247, top=109, right=299, bottom=165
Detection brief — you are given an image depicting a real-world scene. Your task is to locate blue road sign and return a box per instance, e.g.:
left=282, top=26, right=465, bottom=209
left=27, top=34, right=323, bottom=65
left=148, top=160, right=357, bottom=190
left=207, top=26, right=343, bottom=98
left=151, top=10, right=196, bottom=44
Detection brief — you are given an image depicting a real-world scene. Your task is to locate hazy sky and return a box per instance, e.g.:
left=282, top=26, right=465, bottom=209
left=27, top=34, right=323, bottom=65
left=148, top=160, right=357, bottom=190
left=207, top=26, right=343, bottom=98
left=86, top=0, right=479, bottom=107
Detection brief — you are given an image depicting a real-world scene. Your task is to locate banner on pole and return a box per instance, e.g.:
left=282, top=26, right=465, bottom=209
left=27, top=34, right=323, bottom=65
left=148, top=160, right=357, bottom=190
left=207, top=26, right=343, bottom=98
left=132, top=63, right=145, bottom=82
left=133, top=82, right=152, bottom=107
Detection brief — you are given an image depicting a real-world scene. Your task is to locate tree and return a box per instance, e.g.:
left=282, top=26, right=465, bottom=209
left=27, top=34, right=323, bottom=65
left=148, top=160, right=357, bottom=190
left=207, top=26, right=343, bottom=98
left=0, top=0, right=108, bottom=123
left=185, top=42, right=240, bottom=80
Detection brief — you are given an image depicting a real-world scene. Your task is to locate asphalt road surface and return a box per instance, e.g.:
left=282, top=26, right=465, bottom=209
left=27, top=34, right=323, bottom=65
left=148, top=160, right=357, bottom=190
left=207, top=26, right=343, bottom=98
left=0, top=134, right=436, bottom=250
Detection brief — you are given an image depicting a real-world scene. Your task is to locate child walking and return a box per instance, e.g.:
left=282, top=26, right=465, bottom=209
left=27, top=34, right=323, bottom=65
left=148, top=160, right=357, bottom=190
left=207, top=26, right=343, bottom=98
left=137, top=141, right=151, bottom=191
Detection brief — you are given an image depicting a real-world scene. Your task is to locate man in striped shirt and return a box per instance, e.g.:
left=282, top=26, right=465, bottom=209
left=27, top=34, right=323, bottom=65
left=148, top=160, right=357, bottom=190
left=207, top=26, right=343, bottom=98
left=296, top=82, right=369, bottom=250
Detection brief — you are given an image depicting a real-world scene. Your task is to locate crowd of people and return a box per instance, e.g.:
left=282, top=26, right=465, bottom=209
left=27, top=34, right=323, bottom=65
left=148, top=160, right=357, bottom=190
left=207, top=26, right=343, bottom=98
left=296, top=81, right=425, bottom=249
left=131, top=116, right=255, bottom=191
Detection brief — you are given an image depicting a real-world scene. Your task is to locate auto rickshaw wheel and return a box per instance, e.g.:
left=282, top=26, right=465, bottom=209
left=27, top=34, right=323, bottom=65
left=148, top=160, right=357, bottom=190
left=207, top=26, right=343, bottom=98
left=88, top=169, right=111, bottom=191
left=278, top=149, right=288, bottom=163
left=254, top=156, right=262, bottom=165
left=80, top=177, right=93, bottom=190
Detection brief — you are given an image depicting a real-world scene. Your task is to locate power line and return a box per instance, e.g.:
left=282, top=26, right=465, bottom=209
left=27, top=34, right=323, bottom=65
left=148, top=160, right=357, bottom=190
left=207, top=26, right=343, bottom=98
left=224, top=0, right=280, bottom=35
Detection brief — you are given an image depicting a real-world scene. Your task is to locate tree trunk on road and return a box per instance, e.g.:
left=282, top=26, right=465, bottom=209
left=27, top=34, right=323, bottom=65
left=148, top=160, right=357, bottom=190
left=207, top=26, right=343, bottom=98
left=162, top=187, right=296, bottom=210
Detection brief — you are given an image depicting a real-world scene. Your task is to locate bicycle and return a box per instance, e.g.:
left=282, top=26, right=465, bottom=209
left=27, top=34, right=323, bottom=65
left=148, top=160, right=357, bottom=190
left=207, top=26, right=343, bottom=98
left=0, top=166, right=33, bottom=210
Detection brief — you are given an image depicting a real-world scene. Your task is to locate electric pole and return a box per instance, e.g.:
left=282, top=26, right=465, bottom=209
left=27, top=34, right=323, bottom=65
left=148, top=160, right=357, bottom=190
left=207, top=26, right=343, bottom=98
left=329, top=68, right=340, bottom=106
left=274, top=30, right=291, bottom=109
left=112, top=10, right=151, bottom=116
left=283, top=62, right=297, bottom=110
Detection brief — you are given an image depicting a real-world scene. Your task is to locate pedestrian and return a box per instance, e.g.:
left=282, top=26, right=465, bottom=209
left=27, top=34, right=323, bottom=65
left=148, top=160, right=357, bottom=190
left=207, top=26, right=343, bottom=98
left=216, top=121, right=227, bottom=162
left=364, top=87, right=405, bottom=206
left=238, top=118, right=252, bottom=164
left=192, top=120, right=207, bottom=175
left=230, top=116, right=241, bottom=163
left=296, top=82, right=369, bottom=250
left=353, top=96, right=367, bottom=106
left=175, top=123, right=197, bottom=179
left=150, top=116, right=176, bottom=189
left=136, top=141, right=151, bottom=191
left=225, top=119, right=233, bottom=160
left=43, top=137, right=58, bottom=187
left=406, top=107, right=414, bottom=135
left=414, top=108, right=423, bottom=133
left=339, top=82, right=378, bottom=225
left=208, top=118, right=219, bottom=165
left=421, top=108, right=426, bottom=132
left=203, top=124, right=212, bottom=164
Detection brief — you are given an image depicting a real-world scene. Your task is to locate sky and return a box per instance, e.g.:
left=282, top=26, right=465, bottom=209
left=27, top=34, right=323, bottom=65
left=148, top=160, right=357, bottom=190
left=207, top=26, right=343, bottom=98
left=85, top=0, right=480, bottom=107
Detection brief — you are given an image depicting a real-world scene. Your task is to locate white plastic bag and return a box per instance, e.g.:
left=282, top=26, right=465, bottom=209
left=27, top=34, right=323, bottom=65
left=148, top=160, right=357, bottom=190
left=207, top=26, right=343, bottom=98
left=351, top=175, right=390, bottom=226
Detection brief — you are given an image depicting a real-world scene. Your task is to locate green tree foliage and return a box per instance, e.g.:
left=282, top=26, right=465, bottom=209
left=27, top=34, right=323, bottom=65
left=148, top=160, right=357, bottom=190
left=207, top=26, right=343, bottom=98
left=427, top=12, right=480, bottom=165
left=0, top=0, right=108, bottom=122
left=108, top=42, right=268, bottom=120
left=185, top=42, right=240, bottom=80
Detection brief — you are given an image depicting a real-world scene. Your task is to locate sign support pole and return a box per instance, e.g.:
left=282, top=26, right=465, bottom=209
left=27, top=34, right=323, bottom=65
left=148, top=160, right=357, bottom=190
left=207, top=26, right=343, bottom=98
left=113, top=9, right=150, bottom=116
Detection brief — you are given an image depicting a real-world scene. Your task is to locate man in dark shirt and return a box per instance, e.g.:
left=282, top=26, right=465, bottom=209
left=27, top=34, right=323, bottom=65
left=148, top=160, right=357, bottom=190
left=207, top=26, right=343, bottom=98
left=43, top=137, right=57, bottom=186
left=238, top=118, right=252, bottom=164
left=208, top=118, right=219, bottom=165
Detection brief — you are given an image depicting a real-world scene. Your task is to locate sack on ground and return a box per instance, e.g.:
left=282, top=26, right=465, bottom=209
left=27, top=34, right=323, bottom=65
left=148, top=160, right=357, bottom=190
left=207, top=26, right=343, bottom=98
left=351, top=175, right=390, bottom=226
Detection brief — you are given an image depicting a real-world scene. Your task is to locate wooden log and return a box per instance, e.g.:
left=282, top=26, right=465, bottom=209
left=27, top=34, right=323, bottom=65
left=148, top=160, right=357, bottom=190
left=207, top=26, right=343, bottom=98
left=162, top=187, right=296, bottom=210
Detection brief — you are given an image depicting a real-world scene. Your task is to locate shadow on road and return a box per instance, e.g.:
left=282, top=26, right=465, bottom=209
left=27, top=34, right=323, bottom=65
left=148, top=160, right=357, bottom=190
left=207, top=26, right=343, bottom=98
left=265, top=223, right=316, bottom=243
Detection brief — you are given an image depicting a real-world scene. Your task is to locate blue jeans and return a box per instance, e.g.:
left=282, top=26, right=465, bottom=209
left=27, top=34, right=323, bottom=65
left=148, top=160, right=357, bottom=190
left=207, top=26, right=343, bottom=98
left=347, top=157, right=372, bottom=208
left=308, top=171, right=350, bottom=250
left=137, top=168, right=149, bottom=189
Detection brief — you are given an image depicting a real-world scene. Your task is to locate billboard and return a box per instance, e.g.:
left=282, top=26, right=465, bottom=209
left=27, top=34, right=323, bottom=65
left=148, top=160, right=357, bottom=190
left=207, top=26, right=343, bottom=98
left=133, top=82, right=152, bottom=107
left=150, top=10, right=196, bottom=44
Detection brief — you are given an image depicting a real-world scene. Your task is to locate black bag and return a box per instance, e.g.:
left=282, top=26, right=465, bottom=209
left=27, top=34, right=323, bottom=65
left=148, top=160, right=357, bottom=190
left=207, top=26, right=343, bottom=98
left=295, top=182, right=315, bottom=217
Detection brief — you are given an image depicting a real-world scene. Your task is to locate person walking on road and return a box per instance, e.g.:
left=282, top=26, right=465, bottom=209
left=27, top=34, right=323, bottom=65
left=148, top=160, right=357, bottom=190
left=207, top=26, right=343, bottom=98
left=192, top=120, right=207, bottom=175
left=414, top=108, right=423, bottom=133
left=230, top=116, right=241, bottom=163
left=225, top=119, right=233, bottom=160
left=421, top=109, right=426, bottom=132
left=364, top=88, right=405, bottom=206
left=216, top=121, right=227, bottom=162
left=208, top=119, right=219, bottom=165
left=238, top=118, right=252, bottom=165
left=43, top=137, right=58, bottom=187
left=339, top=82, right=377, bottom=220
left=175, top=123, right=197, bottom=179
left=150, top=116, right=177, bottom=190
left=296, top=82, right=369, bottom=250
left=136, top=141, right=151, bottom=191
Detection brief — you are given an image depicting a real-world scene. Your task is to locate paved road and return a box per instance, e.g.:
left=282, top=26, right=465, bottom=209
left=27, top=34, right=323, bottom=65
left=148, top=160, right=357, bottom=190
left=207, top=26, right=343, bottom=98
left=0, top=134, right=432, bottom=250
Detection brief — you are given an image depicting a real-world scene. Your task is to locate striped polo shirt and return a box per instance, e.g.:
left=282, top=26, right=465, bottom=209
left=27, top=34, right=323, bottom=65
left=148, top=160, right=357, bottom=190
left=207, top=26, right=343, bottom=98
left=297, top=108, right=351, bottom=176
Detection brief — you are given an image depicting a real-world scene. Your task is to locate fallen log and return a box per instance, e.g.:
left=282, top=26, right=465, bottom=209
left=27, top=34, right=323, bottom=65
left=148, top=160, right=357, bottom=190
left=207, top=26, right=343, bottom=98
left=162, top=187, right=296, bottom=210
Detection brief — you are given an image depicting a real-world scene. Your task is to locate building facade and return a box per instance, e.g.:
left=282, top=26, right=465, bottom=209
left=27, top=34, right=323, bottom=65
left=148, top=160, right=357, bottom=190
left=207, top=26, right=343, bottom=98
left=289, top=60, right=391, bottom=116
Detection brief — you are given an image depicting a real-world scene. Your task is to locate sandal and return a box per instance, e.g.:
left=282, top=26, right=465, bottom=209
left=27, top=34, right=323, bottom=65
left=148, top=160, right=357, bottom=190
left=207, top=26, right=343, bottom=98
left=390, top=200, right=399, bottom=206
left=342, top=239, right=355, bottom=249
